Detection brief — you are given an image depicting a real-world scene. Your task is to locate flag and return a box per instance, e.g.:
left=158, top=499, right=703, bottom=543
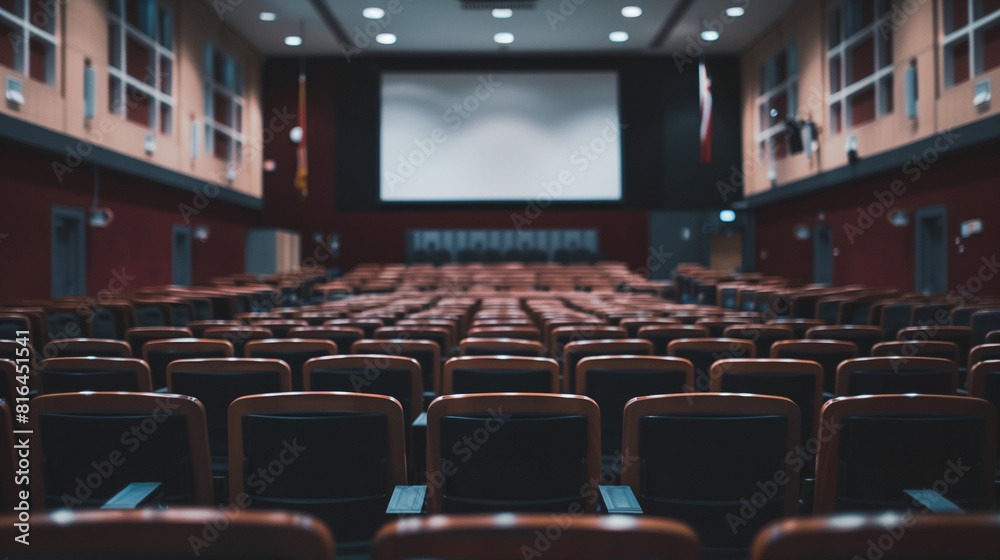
left=699, top=60, right=713, bottom=165
left=294, top=71, right=308, bottom=200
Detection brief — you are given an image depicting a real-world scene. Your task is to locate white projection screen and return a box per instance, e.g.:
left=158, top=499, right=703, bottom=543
left=379, top=72, right=622, bottom=202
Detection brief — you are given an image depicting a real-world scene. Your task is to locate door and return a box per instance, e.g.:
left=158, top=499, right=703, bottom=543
left=915, top=205, right=947, bottom=295
left=51, top=206, right=86, bottom=298
left=172, top=225, right=192, bottom=286
left=710, top=230, right=743, bottom=271
left=813, top=223, right=833, bottom=285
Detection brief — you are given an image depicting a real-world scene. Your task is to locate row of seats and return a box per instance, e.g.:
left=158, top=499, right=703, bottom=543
left=4, top=509, right=997, bottom=560
left=3, top=390, right=997, bottom=557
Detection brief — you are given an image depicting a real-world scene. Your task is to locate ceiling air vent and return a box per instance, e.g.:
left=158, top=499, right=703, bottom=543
left=458, top=0, right=537, bottom=10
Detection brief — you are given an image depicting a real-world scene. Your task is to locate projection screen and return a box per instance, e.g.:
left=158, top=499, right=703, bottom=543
left=379, top=72, right=622, bottom=202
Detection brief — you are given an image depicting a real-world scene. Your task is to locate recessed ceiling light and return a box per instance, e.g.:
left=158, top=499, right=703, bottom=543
left=363, top=7, right=385, bottom=19
left=726, top=6, right=745, bottom=17
left=609, top=31, right=629, bottom=42
left=284, top=35, right=303, bottom=46
left=701, top=30, right=720, bottom=41
left=492, top=8, right=513, bottom=18
left=621, top=6, right=642, bottom=18
left=258, top=12, right=276, bottom=21
left=376, top=32, right=397, bottom=45
left=494, top=32, right=514, bottom=44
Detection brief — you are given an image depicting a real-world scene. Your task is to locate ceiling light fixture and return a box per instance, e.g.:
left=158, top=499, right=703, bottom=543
left=258, top=12, right=276, bottom=21
left=621, top=6, right=642, bottom=18
left=726, top=6, right=745, bottom=17
left=609, top=31, right=629, bottom=42
left=363, top=7, right=385, bottom=19
left=494, top=32, right=514, bottom=44
left=492, top=8, right=513, bottom=18
left=701, top=30, right=720, bottom=41
left=376, top=32, right=397, bottom=44
left=284, top=35, right=303, bottom=46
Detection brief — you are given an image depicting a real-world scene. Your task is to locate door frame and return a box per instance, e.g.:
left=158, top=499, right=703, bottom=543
left=914, top=205, right=948, bottom=294
left=51, top=205, right=87, bottom=298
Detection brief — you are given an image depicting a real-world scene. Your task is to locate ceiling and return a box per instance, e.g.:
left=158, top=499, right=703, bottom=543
left=210, top=0, right=799, bottom=57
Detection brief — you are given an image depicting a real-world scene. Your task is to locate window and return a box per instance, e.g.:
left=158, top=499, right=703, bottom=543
left=828, top=0, right=894, bottom=131
left=108, top=0, right=174, bottom=133
left=943, top=0, right=1000, bottom=86
left=0, top=0, right=57, bottom=84
left=204, top=44, right=244, bottom=167
left=755, top=44, right=798, bottom=162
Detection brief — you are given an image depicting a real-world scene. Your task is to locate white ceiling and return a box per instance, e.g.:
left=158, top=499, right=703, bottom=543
left=210, top=0, right=799, bottom=57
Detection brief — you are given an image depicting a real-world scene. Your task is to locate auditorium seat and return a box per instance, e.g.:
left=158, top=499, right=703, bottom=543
left=723, top=325, right=794, bottom=358
left=638, top=325, right=710, bottom=355
left=871, top=340, right=961, bottom=363
left=37, top=357, right=152, bottom=394
left=245, top=338, right=337, bottom=391
left=562, top=339, right=654, bottom=392
left=377, top=326, right=453, bottom=357
left=668, top=338, right=756, bottom=392
left=710, top=358, right=822, bottom=448
left=202, top=325, right=275, bottom=357
left=878, top=301, right=917, bottom=340
left=466, top=325, right=541, bottom=341
left=971, top=310, right=1000, bottom=346
left=229, top=392, right=406, bottom=555
left=304, top=354, right=423, bottom=423
left=751, top=513, right=1000, bottom=560
left=353, top=338, right=439, bottom=403
left=459, top=337, right=545, bottom=357
left=835, top=356, right=958, bottom=396
left=549, top=325, right=627, bottom=359
left=372, top=514, right=700, bottom=560
left=43, top=302, right=91, bottom=340
left=967, top=360, right=1000, bottom=478
left=186, top=319, right=241, bottom=337
left=767, top=318, right=825, bottom=339
left=252, top=319, right=309, bottom=338
left=442, top=356, right=559, bottom=394
left=813, top=394, right=997, bottom=513
left=621, top=393, right=800, bottom=558
left=619, top=317, right=680, bottom=337
left=970, top=344, right=1000, bottom=368
left=425, top=393, right=600, bottom=514
left=898, top=326, right=974, bottom=368
left=805, top=325, right=882, bottom=357
left=0, top=312, right=32, bottom=341
left=289, top=325, right=365, bottom=350
left=0, top=508, right=335, bottom=559
left=42, top=338, right=131, bottom=358
left=166, top=358, right=291, bottom=472
left=124, top=326, right=192, bottom=358
left=770, top=339, right=857, bottom=397
left=988, top=330, right=1000, bottom=344
left=696, top=319, right=748, bottom=338
left=0, top=359, right=17, bottom=417
left=576, top=355, right=693, bottom=467
left=143, top=338, right=234, bottom=389
left=325, top=318, right=385, bottom=337
left=30, top=392, right=214, bottom=509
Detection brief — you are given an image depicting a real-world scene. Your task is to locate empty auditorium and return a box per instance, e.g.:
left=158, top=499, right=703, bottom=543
left=2, top=0, right=1000, bottom=558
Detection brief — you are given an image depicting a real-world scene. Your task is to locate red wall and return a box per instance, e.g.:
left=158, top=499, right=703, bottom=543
left=0, top=143, right=257, bottom=301
left=261, top=61, right=651, bottom=271
left=756, top=146, right=1000, bottom=295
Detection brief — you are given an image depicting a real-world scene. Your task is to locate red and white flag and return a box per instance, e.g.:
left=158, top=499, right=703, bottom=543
left=699, top=60, right=713, bottom=165
left=294, top=71, right=308, bottom=200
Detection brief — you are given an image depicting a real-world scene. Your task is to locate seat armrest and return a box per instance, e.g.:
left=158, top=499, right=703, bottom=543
left=387, top=485, right=426, bottom=515
left=598, top=485, right=643, bottom=514
left=101, top=482, right=164, bottom=509
left=904, top=489, right=965, bottom=513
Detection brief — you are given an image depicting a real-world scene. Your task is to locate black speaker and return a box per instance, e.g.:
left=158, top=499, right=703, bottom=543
left=785, top=119, right=804, bottom=154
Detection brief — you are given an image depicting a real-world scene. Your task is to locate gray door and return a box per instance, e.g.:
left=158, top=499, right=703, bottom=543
left=915, top=205, right=947, bottom=295
left=51, top=206, right=86, bottom=298
left=813, top=223, right=833, bottom=285
left=172, top=225, right=192, bottom=286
